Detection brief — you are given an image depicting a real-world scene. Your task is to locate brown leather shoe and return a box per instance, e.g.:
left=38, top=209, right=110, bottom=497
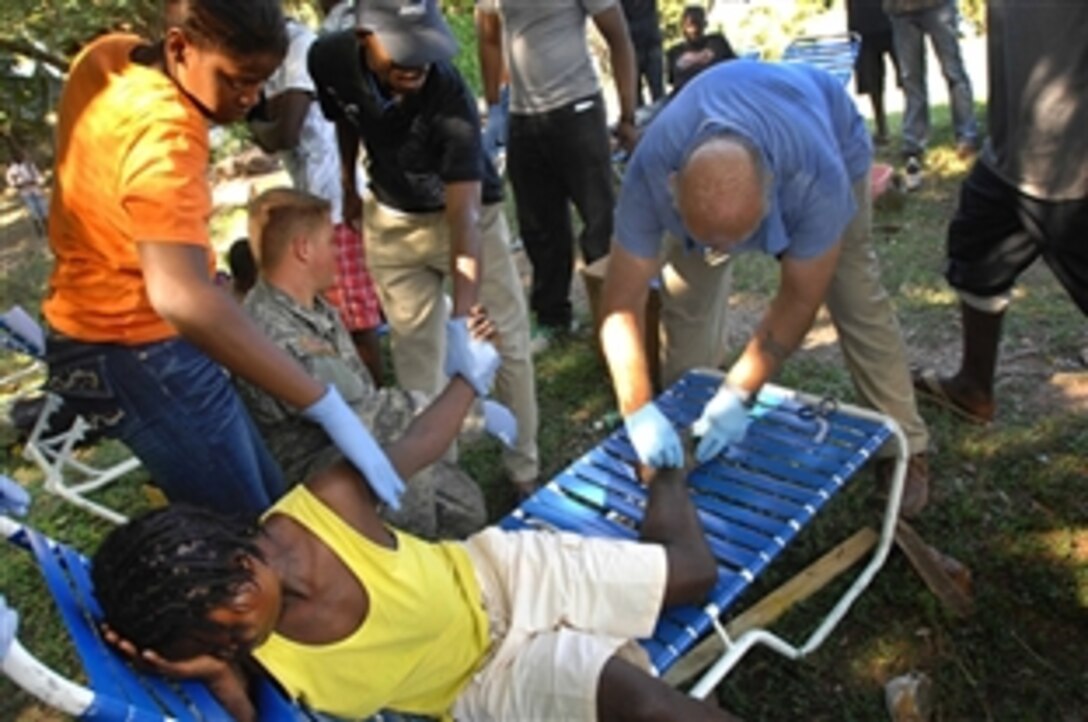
left=874, top=453, right=930, bottom=519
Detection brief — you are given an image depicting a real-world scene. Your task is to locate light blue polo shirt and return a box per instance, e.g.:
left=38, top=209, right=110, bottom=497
left=615, top=60, right=872, bottom=260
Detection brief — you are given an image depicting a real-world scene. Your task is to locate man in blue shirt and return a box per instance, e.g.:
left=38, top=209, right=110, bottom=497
left=601, top=60, right=931, bottom=516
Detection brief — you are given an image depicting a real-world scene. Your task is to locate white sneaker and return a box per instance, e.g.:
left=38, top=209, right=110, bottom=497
left=904, top=156, right=923, bottom=192
left=529, top=320, right=580, bottom=356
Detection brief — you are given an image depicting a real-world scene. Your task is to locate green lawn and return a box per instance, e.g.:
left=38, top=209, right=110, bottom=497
left=2, top=105, right=1086, bottom=721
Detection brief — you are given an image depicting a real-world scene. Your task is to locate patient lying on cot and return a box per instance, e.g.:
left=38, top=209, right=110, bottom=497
left=92, top=424, right=740, bottom=721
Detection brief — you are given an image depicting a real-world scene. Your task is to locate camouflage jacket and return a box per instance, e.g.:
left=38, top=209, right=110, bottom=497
left=236, top=280, right=485, bottom=539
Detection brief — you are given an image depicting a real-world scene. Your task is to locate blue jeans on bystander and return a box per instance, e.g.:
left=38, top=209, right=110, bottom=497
left=889, top=0, right=977, bottom=156
left=46, top=334, right=286, bottom=517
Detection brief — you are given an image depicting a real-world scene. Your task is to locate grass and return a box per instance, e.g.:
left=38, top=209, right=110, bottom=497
left=2, top=104, right=1087, bottom=721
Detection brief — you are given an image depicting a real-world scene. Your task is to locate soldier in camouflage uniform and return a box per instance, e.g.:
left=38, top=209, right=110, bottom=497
left=236, top=188, right=487, bottom=540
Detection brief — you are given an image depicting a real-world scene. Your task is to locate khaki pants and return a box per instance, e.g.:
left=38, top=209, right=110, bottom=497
left=364, top=196, right=540, bottom=482
left=659, top=176, right=929, bottom=456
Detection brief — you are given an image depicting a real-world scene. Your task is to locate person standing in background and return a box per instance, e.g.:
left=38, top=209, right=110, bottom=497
left=912, top=0, right=1088, bottom=427
left=620, top=0, right=664, bottom=107
left=846, top=0, right=900, bottom=146
left=884, top=0, right=978, bottom=168
left=665, top=5, right=736, bottom=94
left=5, top=149, right=48, bottom=237
left=476, top=0, right=638, bottom=352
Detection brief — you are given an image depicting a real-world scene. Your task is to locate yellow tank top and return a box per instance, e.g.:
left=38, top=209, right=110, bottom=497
left=252, top=486, right=489, bottom=719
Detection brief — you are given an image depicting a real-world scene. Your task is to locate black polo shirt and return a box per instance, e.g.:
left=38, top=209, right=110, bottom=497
left=308, top=30, right=503, bottom=214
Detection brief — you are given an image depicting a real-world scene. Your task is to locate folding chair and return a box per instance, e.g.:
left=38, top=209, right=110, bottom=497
left=1, top=306, right=141, bottom=525
left=501, top=368, right=907, bottom=698
left=0, top=306, right=46, bottom=392
left=781, top=32, right=862, bottom=86
left=0, top=477, right=301, bottom=721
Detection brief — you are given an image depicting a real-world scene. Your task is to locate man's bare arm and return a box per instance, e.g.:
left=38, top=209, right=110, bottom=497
left=599, top=242, right=662, bottom=415
left=592, top=6, right=639, bottom=150
left=475, top=8, right=505, bottom=106
left=443, top=180, right=484, bottom=316
left=335, top=120, right=364, bottom=231
left=726, top=240, right=843, bottom=395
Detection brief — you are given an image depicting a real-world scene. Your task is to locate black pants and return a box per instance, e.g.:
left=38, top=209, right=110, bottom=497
left=507, top=94, right=615, bottom=328
left=633, top=38, right=664, bottom=105
left=946, top=161, right=1088, bottom=315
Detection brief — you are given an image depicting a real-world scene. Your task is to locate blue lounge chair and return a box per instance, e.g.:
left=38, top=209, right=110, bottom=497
left=782, top=32, right=862, bottom=86
left=501, top=369, right=907, bottom=698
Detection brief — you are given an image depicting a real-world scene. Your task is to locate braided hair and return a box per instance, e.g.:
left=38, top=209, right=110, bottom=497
left=91, top=505, right=263, bottom=654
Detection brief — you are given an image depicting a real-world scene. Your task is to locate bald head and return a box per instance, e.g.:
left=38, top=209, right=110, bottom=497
left=674, top=134, right=767, bottom=251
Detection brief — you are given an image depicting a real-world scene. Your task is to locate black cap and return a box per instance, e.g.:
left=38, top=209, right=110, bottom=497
left=356, top=0, right=458, bottom=67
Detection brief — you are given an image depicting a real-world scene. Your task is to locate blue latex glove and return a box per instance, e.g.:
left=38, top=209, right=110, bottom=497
left=481, top=399, right=518, bottom=449
left=445, top=317, right=501, bottom=397
left=0, top=475, right=29, bottom=517
left=303, top=386, right=406, bottom=510
left=692, top=384, right=752, bottom=463
left=624, top=402, right=684, bottom=468
left=0, top=596, right=16, bottom=661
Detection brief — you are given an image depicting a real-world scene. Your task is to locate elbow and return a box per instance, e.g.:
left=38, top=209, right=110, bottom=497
left=146, top=283, right=185, bottom=326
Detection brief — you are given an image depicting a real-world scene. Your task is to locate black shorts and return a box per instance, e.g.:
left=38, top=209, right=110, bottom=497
left=946, top=161, right=1088, bottom=314
left=854, top=31, right=898, bottom=96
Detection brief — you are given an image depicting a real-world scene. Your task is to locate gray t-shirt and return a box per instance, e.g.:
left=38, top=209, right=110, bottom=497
left=478, top=0, right=616, bottom=115
left=982, top=0, right=1088, bottom=200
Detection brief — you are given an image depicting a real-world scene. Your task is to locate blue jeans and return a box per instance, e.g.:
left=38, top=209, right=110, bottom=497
left=507, top=93, right=614, bottom=328
left=46, top=334, right=286, bottom=518
left=21, top=192, right=47, bottom=223
left=889, top=0, right=977, bottom=155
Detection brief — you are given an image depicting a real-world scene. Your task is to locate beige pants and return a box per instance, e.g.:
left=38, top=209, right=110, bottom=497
left=658, top=176, right=929, bottom=456
left=455, top=528, right=667, bottom=721
left=364, top=196, right=540, bottom=482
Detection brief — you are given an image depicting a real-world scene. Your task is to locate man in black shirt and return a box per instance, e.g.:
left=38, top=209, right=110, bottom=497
left=665, top=5, right=736, bottom=93
left=308, top=0, right=540, bottom=496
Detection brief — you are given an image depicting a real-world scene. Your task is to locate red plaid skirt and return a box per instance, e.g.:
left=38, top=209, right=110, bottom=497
left=323, top=223, right=382, bottom=331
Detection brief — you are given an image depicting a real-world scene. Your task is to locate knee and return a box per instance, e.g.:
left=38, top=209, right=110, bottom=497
left=597, top=658, right=689, bottom=722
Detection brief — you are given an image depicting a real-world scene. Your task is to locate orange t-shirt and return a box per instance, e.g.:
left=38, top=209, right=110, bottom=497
left=44, top=33, right=215, bottom=344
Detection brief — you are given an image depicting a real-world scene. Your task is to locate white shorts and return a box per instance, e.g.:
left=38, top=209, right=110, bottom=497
left=453, top=527, right=668, bottom=721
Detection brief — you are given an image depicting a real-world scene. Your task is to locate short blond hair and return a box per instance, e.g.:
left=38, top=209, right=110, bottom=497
left=246, top=188, right=332, bottom=270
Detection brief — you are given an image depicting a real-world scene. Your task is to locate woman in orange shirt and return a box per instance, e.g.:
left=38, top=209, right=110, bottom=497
left=43, top=0, right=406, bottom=517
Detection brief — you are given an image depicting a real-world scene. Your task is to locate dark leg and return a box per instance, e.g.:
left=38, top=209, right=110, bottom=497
left=507, top=112, right=576, bottom=329
left=560, top=96, right=615, bottom=268
left=645, top=43, right=666, bottom=103
left=639, top=463, right=717, bottom=606
left=597, top=655, right=742, bottom=722
left=871, top=91, right=889, bottom=144
left=947, top=301, right=1003, bottom=413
